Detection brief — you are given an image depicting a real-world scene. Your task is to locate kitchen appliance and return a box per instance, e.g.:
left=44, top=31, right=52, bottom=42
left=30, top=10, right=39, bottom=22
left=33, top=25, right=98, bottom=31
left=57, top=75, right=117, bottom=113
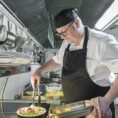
left=0, top=6, right=44, bottom=67
left=0, top=25, right=30, bottom=66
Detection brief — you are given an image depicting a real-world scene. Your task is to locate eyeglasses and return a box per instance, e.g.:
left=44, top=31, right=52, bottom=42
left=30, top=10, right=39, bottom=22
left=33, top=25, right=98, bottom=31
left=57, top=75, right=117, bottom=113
left=56, top=20, right=75, bottom=37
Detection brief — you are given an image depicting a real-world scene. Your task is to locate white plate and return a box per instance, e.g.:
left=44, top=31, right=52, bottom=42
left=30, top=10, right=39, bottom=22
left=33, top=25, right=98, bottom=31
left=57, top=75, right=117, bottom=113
left=16, top=106, right=46, bottom=117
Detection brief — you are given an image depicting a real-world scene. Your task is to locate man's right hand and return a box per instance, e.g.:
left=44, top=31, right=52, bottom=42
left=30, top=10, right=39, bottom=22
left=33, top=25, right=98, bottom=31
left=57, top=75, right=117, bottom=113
left=30, top=59, right=58, bottom=88
left=31, top=73, right=40, bottom=89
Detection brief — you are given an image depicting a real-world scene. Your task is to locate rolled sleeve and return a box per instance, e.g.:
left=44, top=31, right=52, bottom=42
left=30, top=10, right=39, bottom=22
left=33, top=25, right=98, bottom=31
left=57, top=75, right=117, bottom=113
left=101, top=35, right=118, bottom=73
left=52, top=55, right=62, bottom=65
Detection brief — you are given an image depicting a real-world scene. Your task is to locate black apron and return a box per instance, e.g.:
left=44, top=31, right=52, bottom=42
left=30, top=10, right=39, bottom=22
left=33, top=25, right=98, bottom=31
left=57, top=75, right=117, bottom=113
left=61, top=27, right=115, bottom=118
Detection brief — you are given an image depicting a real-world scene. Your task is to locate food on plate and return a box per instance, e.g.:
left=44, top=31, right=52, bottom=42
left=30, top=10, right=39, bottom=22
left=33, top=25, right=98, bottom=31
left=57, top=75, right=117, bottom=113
left=50, top=108, right=62, bottom=114
left=50, top=106, right=72, bottom=115
left=46, top=91, right=63, bottom=97
left=85, top=100, right=90, bottom=107
left=17, top=106, right=46, bottom=116
left=64, top=107, right=71, bottom=112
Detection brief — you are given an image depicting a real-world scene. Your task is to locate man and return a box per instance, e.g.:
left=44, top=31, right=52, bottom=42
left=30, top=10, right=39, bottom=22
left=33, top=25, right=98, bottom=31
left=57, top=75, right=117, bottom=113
left=31, top=8, right=118, bottom=118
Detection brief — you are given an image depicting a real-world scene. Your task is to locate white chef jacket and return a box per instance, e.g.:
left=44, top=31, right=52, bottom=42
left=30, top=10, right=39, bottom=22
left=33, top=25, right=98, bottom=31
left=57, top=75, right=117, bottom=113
left=52, top=28, right=118, bottom=87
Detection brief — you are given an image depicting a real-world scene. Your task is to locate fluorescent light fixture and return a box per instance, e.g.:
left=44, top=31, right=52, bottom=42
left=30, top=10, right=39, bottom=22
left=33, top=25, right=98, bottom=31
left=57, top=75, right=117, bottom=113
left=95, top=0, right=118, bottom=30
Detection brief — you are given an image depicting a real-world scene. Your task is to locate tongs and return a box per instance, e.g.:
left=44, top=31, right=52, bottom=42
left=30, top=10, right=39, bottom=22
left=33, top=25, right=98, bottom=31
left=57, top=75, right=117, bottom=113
left=31, top=80, right=41, bottom=107
left=32, top=87, right=36, bottom=106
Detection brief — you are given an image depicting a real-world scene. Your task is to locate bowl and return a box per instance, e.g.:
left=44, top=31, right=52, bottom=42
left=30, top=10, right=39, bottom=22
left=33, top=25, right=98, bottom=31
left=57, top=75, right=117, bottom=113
left=45, top=83, right=62, bottom=92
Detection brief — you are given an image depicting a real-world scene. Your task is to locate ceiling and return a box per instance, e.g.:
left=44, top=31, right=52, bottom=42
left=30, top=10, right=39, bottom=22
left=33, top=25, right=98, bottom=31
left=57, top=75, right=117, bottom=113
left=2, top=0, right=114, bottom=49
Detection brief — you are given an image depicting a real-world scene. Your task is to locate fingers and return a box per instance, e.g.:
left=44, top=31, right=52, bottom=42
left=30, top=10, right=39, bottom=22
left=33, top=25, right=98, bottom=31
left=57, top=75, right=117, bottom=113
left=88, top=97, right=112, bottom=118
left=31, top=74, right=40, bottom=88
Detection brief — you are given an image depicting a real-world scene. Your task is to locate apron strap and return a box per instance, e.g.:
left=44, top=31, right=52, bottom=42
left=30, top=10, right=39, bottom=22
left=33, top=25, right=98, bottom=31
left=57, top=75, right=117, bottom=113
left=83, top=26, right=89, bottom=48
left=66, top=44, right=70, bottom=51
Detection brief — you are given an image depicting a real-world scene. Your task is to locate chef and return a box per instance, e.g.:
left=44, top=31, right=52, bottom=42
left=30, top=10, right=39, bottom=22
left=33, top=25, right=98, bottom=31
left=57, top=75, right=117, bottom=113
left=31, top=8, right=118, bottom=118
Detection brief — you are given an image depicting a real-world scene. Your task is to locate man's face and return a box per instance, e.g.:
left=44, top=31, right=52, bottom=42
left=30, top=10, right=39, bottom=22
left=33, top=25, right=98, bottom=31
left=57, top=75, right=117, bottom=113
left=56, top=19, right=83, bottom=45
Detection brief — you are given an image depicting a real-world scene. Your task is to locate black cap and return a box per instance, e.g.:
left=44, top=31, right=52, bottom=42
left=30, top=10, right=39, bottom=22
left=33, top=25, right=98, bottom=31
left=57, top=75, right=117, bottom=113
left=54, top=8, right=78, bottom=28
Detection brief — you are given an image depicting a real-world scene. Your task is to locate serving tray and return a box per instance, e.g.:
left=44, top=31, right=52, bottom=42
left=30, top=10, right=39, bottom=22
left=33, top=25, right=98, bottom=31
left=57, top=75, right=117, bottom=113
left=48, top=100, right=93, bottom=118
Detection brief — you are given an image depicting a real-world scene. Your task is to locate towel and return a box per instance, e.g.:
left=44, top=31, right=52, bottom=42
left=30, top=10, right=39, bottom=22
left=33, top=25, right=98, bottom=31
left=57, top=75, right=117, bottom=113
left=86, top=97, right=112, bottom=118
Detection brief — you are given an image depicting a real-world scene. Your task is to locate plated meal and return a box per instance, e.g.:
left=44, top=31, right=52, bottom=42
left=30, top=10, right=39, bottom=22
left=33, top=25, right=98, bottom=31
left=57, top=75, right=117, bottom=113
left=16, top=106, right=46, bottom=117
left=50, top=107, right=72, bottom=114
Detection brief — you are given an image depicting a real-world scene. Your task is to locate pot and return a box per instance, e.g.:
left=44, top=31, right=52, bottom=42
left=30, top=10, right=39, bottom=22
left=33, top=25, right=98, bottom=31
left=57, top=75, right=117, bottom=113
left=0, top=25, right=18, bottom=49
left=16, top=106, right=46, bottom=118
left=5, top=31, right=17, bottom=49
left=0, top=25, right=7, bottom=44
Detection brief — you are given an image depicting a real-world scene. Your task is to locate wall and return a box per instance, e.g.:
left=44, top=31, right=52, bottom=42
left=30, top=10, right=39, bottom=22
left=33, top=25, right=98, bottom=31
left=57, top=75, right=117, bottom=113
left=0, top=72, right=31, bottom=99
left=0, top=64, right=40, bottom=100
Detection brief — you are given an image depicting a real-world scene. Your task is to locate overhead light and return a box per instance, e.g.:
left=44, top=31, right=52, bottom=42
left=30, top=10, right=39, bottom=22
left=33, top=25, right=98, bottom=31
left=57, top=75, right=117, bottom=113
left=95, top=0, right=118, bottom=30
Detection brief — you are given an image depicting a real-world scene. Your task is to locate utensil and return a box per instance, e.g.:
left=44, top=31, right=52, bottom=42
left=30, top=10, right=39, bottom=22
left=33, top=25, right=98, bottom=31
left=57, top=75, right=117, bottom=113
left=38, top=88, right=41, bottom=106
left=31, top=80, right=38, bottom=107
left=31, top=87, right=36, bottom=107
left=31, top=80, right=41, bottom=107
